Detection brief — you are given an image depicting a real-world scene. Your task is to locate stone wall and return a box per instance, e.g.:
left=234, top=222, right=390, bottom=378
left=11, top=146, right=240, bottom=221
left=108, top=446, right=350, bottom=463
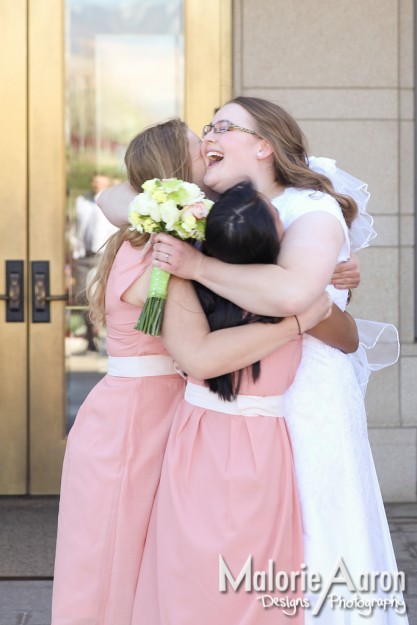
left=233, top=0, right=416, bottom=501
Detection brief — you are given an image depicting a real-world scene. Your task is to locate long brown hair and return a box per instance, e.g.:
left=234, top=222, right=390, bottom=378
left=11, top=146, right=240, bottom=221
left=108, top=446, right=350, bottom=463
left=229, top=96, right=357, bottom=227
left=87, top=117, right=191, bottom=325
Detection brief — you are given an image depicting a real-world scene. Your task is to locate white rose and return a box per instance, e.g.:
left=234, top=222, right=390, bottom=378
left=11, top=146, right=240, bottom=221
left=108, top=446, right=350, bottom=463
left=130, top=192, right=157, bottom=217
left=181, top=182, right=204, bottom=205
left=149, top=201, right=161, bottom=222
left=160, top=200, right=180, bottom=230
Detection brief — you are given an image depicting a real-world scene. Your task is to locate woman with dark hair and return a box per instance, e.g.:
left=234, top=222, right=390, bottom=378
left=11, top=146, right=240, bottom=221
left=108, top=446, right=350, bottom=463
left=132, top=181, right=312, bottom=625
left=193, top=180, right=284, bottom=401
left=150, top=97, right=406, bottom=623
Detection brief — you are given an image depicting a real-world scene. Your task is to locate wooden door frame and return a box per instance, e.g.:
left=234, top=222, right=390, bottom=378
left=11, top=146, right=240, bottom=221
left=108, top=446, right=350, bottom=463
left=0, top=0, right=232, bottom=494
left=0, top=0, right=29, bottom=494
left=185, top=0, right=232, bottom=134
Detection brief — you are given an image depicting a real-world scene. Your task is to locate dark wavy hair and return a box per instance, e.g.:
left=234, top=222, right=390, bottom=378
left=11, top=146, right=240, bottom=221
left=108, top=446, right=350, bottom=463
left=193, top=180, right=282, bottom=401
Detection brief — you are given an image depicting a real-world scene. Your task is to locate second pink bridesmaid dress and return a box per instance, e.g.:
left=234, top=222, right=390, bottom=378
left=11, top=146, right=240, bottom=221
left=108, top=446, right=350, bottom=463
left=52, top=241, right=186, bottom=625
left=133, top=338, right=305, bottom=625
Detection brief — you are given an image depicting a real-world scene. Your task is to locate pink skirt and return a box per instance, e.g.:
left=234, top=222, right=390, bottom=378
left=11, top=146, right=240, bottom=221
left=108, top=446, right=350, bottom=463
left=51, top=372, right=185, bottom=625
left=133, top=397, right=305, bottom=625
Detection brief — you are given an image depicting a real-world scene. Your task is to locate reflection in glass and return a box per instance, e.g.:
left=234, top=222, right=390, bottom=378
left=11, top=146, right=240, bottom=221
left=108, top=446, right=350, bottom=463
left=65, top=0, right=184, bottom=430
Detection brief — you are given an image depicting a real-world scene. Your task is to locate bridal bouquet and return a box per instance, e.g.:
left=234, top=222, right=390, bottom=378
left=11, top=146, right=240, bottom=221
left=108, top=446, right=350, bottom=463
left=129, top=177, right=213, bottom=336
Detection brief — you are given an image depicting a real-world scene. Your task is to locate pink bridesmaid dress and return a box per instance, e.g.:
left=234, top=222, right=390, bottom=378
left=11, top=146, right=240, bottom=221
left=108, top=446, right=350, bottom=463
left=133, top=338, right=305, bottom=625
left=51, top=241, right=186, bottom=625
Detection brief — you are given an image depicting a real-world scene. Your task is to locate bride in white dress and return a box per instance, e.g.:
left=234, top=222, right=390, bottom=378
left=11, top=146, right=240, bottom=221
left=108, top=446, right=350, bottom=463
left=149, top=97, right=408, bottom=624
left=272, top=182, right=404, bottom=623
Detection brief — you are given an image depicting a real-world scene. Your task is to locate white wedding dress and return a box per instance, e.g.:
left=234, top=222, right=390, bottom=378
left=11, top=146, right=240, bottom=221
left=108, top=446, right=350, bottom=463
left=272, top=186, right=408, bottom=624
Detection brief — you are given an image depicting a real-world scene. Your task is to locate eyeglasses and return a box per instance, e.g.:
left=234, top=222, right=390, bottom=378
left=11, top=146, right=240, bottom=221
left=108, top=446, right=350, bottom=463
left=202, top=119, right=259, bottom=138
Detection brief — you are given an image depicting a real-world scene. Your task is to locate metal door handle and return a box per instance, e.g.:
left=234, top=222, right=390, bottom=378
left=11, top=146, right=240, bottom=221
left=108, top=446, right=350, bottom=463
left=0, top=261, right=24, bottom=322
left=32, top=261, right=68, bottom=323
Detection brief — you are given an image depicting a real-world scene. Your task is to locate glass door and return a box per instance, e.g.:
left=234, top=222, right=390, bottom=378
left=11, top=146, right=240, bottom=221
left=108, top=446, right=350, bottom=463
left=0, top=0, right=231, bottom=494
left=65, top=0, right=185, bottom=432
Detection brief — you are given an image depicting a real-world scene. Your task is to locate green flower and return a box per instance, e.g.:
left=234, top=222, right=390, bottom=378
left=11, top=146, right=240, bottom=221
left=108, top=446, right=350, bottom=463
left=152, top=189, right=168, bottom=204
left=128, top=210, right=142, bottom=228
left=181, top=210, right=197, bottom=233
left=143, top=218, right=158, bottom=233
left=142, top=178, right=160, bottom=193
left=160, top=178, right=183, bottom=192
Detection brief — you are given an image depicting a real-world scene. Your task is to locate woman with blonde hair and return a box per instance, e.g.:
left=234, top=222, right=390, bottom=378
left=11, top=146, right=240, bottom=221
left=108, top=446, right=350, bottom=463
left=51, top=117, right=335, bottom=625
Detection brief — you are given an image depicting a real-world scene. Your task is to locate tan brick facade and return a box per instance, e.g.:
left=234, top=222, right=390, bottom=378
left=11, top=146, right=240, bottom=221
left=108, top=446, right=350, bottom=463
left=232, top=0, right=416, bottom=501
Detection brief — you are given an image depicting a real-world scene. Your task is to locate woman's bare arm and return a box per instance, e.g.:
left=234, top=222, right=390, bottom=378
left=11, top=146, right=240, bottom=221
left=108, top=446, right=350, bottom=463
left=152, top=212, right=344, bottom=317
left=160, top=278, right=331, bottom=379
left=307, top=306, right=359, bottom=354
left=152, top=212, right=358, bottom=354
left=96, top=182, right=136, bottom=227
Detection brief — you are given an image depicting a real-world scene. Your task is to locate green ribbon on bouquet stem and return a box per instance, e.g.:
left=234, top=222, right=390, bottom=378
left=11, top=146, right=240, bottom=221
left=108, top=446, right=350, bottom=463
left=135, top=267, right=171, bottom=336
